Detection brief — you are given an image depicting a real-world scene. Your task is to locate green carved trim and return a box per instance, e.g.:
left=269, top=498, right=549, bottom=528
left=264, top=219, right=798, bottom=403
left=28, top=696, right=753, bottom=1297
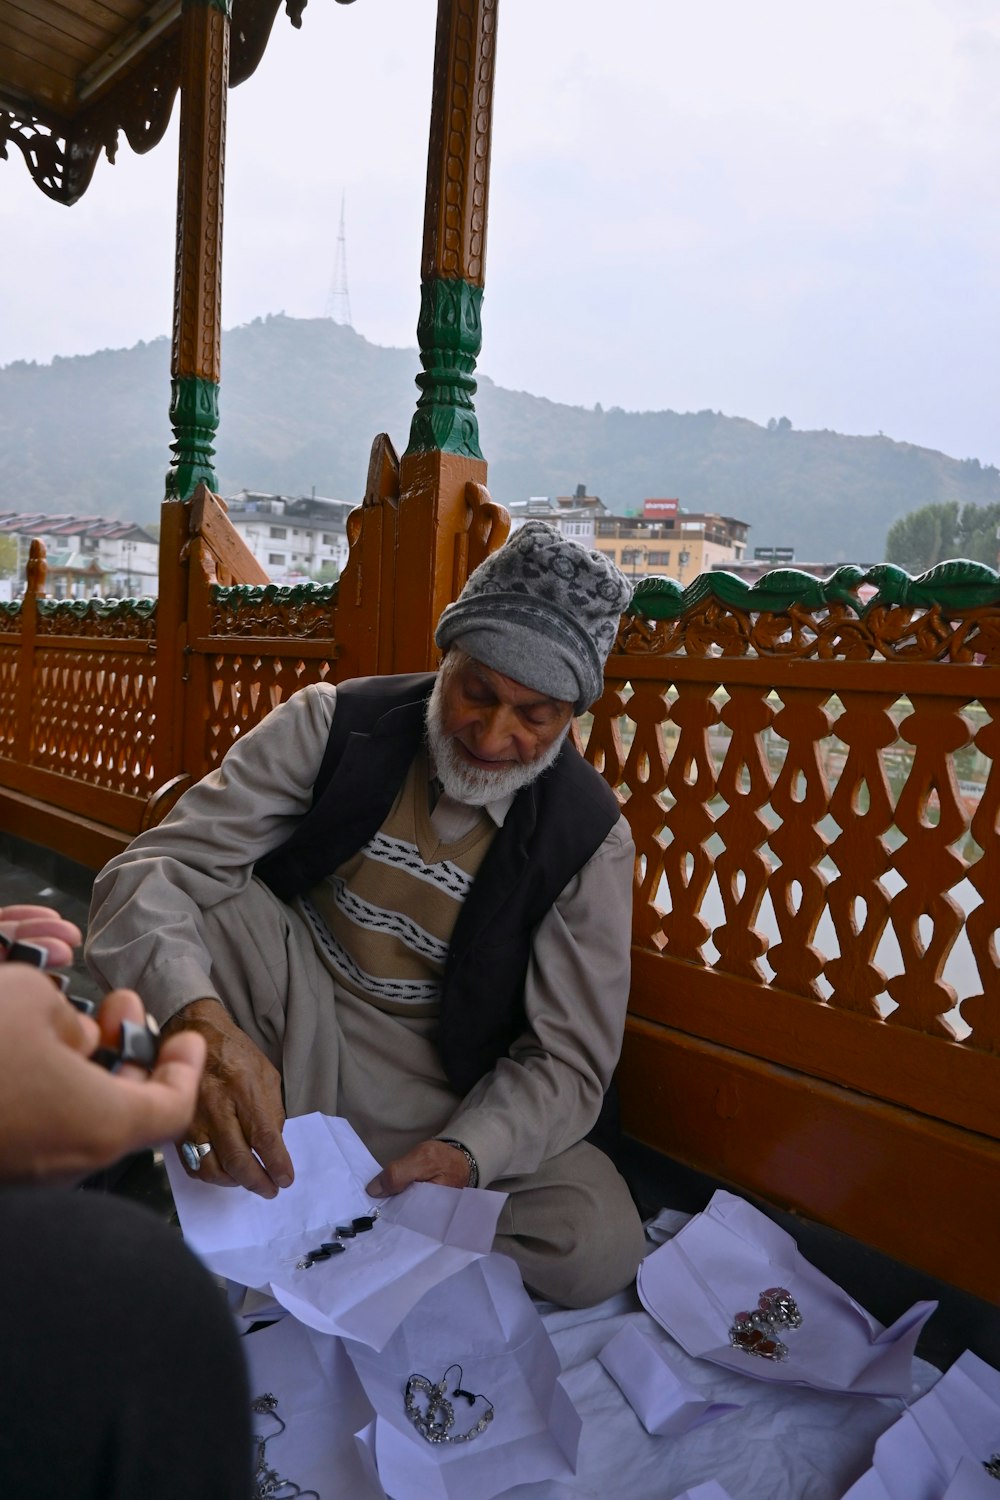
left=405, top=276, right=484, bottom=460
left=628, top=558, right=1000, bottom=621
left=166, top=375, right=220, bottom=501
left=35, top=597, right=158, bottom=621
left=0, top=600, right=22, bottom=622
left=212, top=581, right=339, bottom=608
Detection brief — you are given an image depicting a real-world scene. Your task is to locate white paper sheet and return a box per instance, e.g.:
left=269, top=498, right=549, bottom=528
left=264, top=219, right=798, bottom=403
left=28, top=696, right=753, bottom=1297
left=674, top=1485, right=737, bottom=1500
left=166, top=1112, right=506, bottom=1349
left=598, top=1322, right=742, bottom=1436
left=842, top=1350, right=1000, bottom=1500
left=241, top=1314, right=384, bottom=1499
left=229, top=1207, right=942, bottom=1500
left=638, top=1190, right=936, bottom=1396
left=343, top=1253, right=582, bottom=1500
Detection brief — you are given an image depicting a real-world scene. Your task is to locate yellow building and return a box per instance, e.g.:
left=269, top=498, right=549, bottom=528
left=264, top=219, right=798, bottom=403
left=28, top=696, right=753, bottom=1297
left=594, top=508, right=749, bottom=584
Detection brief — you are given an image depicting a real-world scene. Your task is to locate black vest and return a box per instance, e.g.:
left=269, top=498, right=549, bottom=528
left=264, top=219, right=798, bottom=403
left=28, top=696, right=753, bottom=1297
left=255, top=673, right=622, bottom=1097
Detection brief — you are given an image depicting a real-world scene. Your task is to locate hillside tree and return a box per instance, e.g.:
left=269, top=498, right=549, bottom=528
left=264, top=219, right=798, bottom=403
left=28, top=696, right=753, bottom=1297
left=885, top=500, right=1000, bottom=572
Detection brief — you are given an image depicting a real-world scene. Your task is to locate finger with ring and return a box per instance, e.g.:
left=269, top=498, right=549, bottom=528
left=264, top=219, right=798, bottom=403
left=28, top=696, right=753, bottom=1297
left=181, top=1140, right=213, bottom=1172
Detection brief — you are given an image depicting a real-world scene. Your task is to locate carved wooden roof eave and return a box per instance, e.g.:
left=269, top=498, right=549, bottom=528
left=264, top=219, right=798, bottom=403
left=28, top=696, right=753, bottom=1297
left=0, top=0, right=310, bottom=207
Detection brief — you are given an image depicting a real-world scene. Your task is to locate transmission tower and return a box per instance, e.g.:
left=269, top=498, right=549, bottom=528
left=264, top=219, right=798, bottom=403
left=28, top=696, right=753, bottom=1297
left=325, top=193, right=353, bottom=327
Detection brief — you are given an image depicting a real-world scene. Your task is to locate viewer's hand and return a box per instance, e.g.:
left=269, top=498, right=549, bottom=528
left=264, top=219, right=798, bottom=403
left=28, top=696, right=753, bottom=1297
left=0, top=969, right=205, bottom=1185
left=163, top=999, right=294, bottom=1199
left=367, top=1139, right=472, bottom=1197
left=0, top=903, right=82, bottom=970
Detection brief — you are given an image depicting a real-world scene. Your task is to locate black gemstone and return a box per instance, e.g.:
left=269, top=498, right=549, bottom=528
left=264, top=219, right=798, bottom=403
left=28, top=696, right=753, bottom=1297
left=352, top=1216, right=375, bottom=1231
left=319, top=1241, right=347, bottom=1255
left=335, top=1225, right=357, bottom=1238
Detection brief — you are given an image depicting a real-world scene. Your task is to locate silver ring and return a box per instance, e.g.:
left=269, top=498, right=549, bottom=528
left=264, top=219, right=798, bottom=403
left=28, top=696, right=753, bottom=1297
left=181, top=1140, right=212, bottom=1172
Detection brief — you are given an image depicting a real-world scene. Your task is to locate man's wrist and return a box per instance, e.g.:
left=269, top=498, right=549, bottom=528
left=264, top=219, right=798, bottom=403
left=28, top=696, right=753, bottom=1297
left=160, top=997, right=229, bottom=1041
left=436, top=1137, right=480, bottom=1188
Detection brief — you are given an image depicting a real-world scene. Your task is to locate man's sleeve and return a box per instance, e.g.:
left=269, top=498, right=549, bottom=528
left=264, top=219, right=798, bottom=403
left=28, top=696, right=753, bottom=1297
left=85, top=683, right=339, bottom=1026
left=438, top=812, right=635, bottom=1185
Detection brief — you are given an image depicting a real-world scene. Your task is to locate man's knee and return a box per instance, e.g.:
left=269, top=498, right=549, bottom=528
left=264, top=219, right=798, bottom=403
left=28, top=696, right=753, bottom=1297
left=493, top=1142, right=647, bottom=1307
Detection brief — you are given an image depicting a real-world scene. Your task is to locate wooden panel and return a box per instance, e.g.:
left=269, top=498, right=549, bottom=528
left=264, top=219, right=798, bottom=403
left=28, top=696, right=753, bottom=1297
left=630, top=950, right=1000, bottom=1141
left=0, top=759, right=147, bottom=834
left=8, top=0, right=109, bottom=52
left=0, top=40, right=76, bottom=109
left=619, top=1018, right=1000, bottom=1305
left=0, top=784, right=130, bottom=871
left=0, top=24, right=81, bottom=81
left=4, top=7, right=94, bottom=69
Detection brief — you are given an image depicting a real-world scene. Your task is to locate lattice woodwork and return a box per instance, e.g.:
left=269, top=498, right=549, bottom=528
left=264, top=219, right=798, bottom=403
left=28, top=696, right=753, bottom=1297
left=0, top=644, right=18, bottom=752
left=591, top=654, right=1000, bottom=1070
left=30, top=649, right=157, bottom=796
left=202, top=653, right=335, bottom=771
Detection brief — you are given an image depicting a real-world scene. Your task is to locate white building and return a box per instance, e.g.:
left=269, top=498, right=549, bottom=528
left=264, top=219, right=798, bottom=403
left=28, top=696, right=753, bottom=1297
left=223, top=491, right=353, bottom=583
left=0, top=512, right=159, bottom=597
left=506, top=484, right=607, bottom=548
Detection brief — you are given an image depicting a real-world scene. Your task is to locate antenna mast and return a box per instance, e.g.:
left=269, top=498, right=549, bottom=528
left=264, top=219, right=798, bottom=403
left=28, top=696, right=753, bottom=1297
left=325, top=193, right=353, bottom=327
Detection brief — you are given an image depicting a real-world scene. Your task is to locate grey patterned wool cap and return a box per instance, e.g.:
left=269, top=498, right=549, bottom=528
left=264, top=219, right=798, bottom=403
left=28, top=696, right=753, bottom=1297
left=434, top=520, right=632, bottom=711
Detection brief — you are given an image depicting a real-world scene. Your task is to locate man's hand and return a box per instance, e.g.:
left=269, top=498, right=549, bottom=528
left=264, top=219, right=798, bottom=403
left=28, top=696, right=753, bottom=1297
left=0, top=970, right=205, bottom=1185
left=367, top=1139, right=472, bottom=1197
left=162, top=999, right=294, bottom=1199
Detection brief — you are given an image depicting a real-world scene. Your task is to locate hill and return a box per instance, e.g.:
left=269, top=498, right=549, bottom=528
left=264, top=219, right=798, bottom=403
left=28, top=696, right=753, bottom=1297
left=2, top=314, right=998, bottom=562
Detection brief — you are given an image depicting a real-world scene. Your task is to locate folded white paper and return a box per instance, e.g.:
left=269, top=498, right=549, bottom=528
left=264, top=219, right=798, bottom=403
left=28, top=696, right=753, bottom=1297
left=598, top=1323, right=742, bottom=1436
left=240, top=1314, right=384, bottom=1499
left=842, top=1350, right=1000, bottom=1500
left=345, top=1253, right=582, bottom=1500
left=673, top=1483, right=737, bottom=1500
left=637, top=1190, right=935, bottom=1396
left=166, top=1112, right=506, bottom=1349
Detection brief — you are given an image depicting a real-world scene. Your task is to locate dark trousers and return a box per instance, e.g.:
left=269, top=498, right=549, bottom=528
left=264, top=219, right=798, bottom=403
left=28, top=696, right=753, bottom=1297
left=0, top=1187, right=252, bottom=1498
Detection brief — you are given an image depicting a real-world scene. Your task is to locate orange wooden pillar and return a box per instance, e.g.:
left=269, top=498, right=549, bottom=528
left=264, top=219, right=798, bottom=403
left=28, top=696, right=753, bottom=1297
left=154, top=0, right=230, bottom=786
left=392, top=0, right=501, bottom=672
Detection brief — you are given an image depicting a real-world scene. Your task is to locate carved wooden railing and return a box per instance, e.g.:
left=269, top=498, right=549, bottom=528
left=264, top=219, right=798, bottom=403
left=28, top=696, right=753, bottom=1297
left=590, top=563, right=1000, bottom=1304
left=0, top=434, right=509, bottom=864
left=3, top=498, right=999, bottom=1301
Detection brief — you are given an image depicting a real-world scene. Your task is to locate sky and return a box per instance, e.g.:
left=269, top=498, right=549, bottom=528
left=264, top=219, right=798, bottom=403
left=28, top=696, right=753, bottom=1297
left=2, top=0, right=999, bottom=466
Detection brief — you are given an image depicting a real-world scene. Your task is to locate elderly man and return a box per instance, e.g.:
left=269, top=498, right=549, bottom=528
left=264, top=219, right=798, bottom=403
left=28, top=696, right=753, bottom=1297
left=87, top=521, right=646, bottom=1306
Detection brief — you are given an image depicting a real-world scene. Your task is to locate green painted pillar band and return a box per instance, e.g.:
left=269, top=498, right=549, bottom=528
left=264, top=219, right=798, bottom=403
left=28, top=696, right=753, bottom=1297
left=165, top=375, right=220, bottom=500
left=405, top=276, right=484, bottom=460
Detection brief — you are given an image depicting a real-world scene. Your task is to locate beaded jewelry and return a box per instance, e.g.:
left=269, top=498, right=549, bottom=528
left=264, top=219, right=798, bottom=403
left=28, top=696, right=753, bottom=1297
left=404, top=1365, right=494, bottom=1445
left=295, top=1210, right=380, bottom=1269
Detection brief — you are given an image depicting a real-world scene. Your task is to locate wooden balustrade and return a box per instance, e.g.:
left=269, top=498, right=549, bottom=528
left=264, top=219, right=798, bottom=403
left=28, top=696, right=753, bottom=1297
left=593, top=570, right=1000, bottom=1304
left=2, top=506, right=999, bottom=1302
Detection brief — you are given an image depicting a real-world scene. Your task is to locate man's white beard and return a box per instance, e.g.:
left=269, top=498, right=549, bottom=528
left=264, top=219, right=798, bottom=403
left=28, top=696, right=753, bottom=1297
left=425, top=674, right=571, bottom=807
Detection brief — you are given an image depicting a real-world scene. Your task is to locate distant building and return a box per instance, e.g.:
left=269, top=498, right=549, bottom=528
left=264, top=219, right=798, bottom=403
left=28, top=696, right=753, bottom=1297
left=507, top=483, right=609, bottom=549
left=223, top=491, right=353, bottom=582
left=0, top=511, right=158, bottom=597
left=594, top=504, right=749, bottom=583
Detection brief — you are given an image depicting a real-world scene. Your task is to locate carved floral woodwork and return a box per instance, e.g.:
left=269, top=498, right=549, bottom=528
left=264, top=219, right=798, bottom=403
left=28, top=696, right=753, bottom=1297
left=1, top=1, right=307, bottom=206
left=621, top=561, right=1000, bottom=663
left=209, top=582, right=338, bottom=638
